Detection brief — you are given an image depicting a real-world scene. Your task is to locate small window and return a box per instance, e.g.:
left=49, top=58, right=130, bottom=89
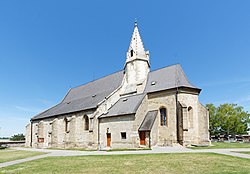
left=121, top=132, right=126, bottom=139
left=160, top=107, right=167, bottom=126
left=188, top=106, right=193, bottom=128
left=130, top=50, right=133, bottom=57
left=84, top=115, right=89, bottom=131
left=64, top=118, right=69, bottom=132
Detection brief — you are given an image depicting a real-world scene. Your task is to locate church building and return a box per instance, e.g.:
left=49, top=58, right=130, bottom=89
left=25, top=22, right=210, bottom=149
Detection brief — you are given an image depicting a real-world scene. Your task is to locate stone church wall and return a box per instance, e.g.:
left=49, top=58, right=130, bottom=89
left=133, top=95, right=149, bottom=146
left=99, top=115, right=135, bottom=149
left=198, top=102, right=210, bottom=144
left=27, top=110, right=98, bottom=149
left=178, top=93, right=199, bottom=145
left=147, top=90, right=177, bottom=146
left=178, top=92, right=210, bottom=145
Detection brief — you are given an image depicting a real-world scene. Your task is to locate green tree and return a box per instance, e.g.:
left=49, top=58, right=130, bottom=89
left=206, top=103, right=250, bottom=137
left=206, top=103, right=220, bottom=136
left=9, top=133, right=25, bottom=141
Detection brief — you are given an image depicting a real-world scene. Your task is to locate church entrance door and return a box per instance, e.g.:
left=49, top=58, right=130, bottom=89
left=107, top=133, right=111, bottom=147
left=139, top=131, right=146, bottom=145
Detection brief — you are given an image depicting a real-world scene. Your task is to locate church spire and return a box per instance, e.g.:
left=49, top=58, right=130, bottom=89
left=123, top=21, right=150, bottom=86
left=126, top=21, right=149, bottom=64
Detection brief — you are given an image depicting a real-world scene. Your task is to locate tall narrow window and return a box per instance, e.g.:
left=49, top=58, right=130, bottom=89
left=188, top=106, right=193, bottom=128
left=84, top=115, right=89, bottom=131
left=130, top=50, right=133, bottom=57
left=160, top=107, right=167, bottom=126
left=64, top=118, right=69, bottom=132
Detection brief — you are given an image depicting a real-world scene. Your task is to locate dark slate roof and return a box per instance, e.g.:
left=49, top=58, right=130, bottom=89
left=32, top=64, right=200, bottom=121
left=32, top=70, right=124, bottom=120
left=139, top=110, right=158, bottom=131
left=144, top=64, right=199, bottom=93
left=100, top=94, right=145, bottom=118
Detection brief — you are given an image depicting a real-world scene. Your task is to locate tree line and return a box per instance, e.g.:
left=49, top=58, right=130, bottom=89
left=206, top=103, right=250, bottom=137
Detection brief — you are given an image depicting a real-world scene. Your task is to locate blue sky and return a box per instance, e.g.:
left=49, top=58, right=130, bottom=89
left=0, top=0, right=250, bottom=137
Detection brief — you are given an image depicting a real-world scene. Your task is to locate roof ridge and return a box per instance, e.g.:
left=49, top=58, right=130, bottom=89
left=71, top=69, right=124, bottom=90
left=150, top=63, right=180, bottom=73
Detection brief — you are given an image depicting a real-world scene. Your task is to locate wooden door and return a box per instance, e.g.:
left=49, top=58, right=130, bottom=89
left=139, top=131, right=146, bottom=145
left=107, top=133, right=111, bottom=147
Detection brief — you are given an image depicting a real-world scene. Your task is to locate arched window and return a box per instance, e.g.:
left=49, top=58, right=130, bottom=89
left=64, top=118, right=69, bottom=132
left=160, top=107, right=167, bottom=126
left=84, top=115, right=89, bottom=131
left=188, top=106, right=193, bottom=128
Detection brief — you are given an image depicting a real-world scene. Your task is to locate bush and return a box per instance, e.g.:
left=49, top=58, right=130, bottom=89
left=9, top=134, right=25, bottom=141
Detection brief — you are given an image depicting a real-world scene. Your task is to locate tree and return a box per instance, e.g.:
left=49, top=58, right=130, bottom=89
left=9, top=134, right=25, bottom=141
left=206, top=103, right=220, bottom=136
left=206, top=103, right=250, bottom=137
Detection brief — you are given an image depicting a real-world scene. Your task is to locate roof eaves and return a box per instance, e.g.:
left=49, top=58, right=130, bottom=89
left=99, top=112, right=136, bottom=119
left=146, top=86, right=201, bottom=95
left=31, top=106, right=97, bottom=121
left=31, top=103, right=62, bottom=121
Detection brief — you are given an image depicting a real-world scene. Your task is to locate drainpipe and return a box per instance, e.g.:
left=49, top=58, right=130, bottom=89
left=175, top=89, right=179, bottom=144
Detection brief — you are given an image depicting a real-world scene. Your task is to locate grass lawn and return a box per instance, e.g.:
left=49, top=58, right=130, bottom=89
left=190, top=142, right=250, bottom=149
left=0, top=149, right=46, bottom=163
left=0, top=153, right=249, bottom=174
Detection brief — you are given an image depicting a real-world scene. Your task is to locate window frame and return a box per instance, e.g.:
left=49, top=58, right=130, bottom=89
left=84, top=115, right=89, bottom=131
left=64, top=118, right=69, bottom=133
left=160, top=107, right=167, bottom=126
left=188, top=106, right=193, bottom=128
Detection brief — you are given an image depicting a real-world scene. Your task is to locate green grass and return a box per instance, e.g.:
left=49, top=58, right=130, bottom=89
left=0, top=153, right=249, bottom=174
left=190, top=142, right=250, bottom=149
left=0, top=149, right=46, bottom=163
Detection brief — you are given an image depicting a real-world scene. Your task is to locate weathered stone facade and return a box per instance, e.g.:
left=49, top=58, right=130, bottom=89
left=25, top=22, right=210, bottom=149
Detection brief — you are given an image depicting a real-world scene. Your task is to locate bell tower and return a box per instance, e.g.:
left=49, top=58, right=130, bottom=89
left=123, top=21, right=150, bottom=95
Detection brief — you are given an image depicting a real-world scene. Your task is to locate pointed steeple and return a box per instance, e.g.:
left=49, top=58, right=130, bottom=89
left=123, top=21, right=150, bottom=87
left=125, top=21, right=150, bottom=66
